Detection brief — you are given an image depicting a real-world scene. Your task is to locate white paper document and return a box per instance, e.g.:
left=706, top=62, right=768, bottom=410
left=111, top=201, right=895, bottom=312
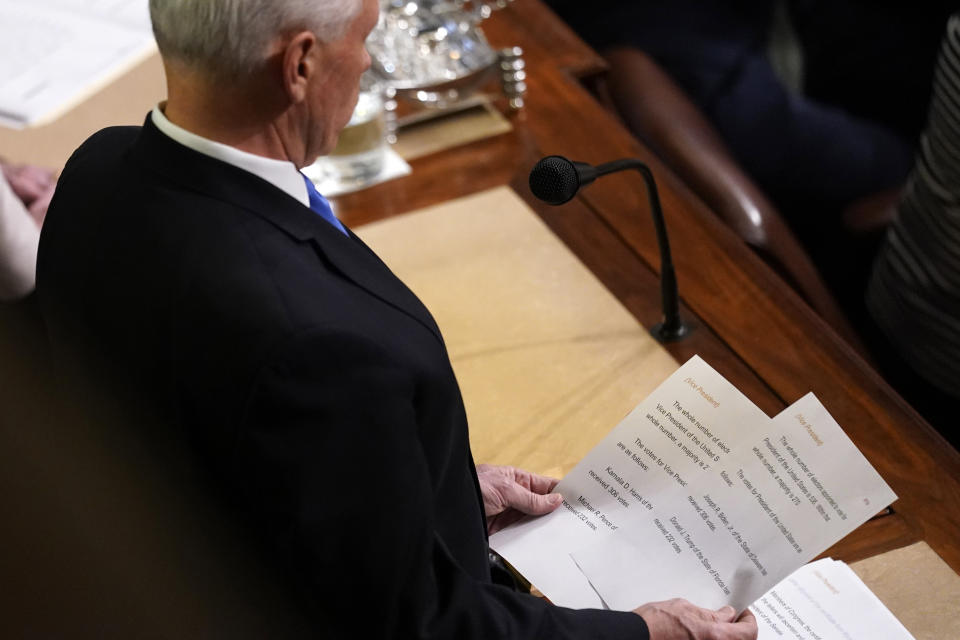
left=490, top=355, right=771, bottom=608
left=490, top=356, right=897, bottom=615
left=0, top=0, right=155, bottom=128
left=752, top=559, right=915, bottom=639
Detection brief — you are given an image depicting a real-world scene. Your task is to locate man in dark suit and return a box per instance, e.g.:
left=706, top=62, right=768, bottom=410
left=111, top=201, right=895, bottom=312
left=37, top=1, right=756, bottom=638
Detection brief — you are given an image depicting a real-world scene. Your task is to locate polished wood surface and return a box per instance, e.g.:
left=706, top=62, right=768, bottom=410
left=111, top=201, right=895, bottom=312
left=335, top=0, right=960, bottom=575
left=0, top=55, right=166, bottom=169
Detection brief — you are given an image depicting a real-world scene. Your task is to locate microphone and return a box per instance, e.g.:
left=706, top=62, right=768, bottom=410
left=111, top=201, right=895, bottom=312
left=529, top=155, right=688, bottom=342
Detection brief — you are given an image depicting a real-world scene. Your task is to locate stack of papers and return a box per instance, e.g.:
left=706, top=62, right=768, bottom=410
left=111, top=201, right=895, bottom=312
left=0, top=0, right=155, bottom=128
left=491, top=356, right=908, bottom=635
left=753, top=558, right=915, bottom=639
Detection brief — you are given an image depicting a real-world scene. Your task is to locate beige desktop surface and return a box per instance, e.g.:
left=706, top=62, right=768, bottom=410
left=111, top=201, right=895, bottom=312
left=356, top=186, right=679, bottom=478
left=851, top=541, right=960, bottom=640
left=0, top=54, right=167, bottom=169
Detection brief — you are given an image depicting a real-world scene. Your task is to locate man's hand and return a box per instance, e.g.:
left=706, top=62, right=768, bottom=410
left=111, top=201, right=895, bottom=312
left=1, top=162, right=57, bottom=226
left=476, top=464, right=563, bottom=534
left=635, top=599, right=758, bottom=640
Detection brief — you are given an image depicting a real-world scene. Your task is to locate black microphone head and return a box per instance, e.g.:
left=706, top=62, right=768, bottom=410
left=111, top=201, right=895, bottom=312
left=529, top=155, right=582, bottom=205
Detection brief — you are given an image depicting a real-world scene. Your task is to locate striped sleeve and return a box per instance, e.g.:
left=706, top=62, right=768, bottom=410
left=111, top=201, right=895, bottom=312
left=866, top=13, right=960, bottom=398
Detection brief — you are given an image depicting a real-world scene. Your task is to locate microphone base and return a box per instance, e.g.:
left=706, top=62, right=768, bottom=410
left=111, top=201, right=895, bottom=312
left=651, top=320, right=690, bottom=343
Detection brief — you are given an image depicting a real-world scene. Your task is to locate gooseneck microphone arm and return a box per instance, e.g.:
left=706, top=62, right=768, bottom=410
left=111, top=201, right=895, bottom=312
left=529, top=155, right=688, bottom=342
left=596, top=159, right=684, bottom=341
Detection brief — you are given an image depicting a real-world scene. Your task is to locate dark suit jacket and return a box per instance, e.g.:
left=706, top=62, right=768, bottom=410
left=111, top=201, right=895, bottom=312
left=37, top=117, right=647, bottom=639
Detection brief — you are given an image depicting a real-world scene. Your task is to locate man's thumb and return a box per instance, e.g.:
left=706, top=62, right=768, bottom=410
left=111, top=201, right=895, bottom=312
left=715, top=605, right=737, bottom=622
left=509, top=485, right=563, bottom=515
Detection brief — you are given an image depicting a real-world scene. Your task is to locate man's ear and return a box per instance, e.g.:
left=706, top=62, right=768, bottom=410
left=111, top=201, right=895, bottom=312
left=282, top=31, right=319, bottom=103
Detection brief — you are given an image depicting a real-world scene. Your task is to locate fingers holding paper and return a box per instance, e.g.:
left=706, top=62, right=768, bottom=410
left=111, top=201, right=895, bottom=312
left=476, top=464, right=563, bottom=534
left=635, top=599, right=758, bottom=640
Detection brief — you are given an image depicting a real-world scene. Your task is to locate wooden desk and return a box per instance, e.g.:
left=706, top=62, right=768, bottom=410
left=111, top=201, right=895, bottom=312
left=335, top=1, right=960, bottom=576
left=1, top=0, right=957, bottom=586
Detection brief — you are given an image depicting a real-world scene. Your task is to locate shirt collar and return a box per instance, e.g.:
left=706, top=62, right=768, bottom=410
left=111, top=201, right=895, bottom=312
left=150, top=103, right=309, bottom=208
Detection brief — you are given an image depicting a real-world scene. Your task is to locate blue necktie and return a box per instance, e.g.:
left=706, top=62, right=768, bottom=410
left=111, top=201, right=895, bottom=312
left=302, top=174, right=348, bottom=237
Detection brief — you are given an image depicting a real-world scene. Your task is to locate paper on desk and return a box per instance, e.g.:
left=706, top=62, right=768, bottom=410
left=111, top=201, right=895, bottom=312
left=752, top=558, right=915, bottom=639
left=570, top=392, right=896, bottom=612
left=489, top=355, right=771, bottom=608
left=0, top=0, right=155, bottom=129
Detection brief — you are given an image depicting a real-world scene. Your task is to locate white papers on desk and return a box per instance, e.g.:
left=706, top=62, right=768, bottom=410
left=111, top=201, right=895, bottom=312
left=490, top=356, right=897, bottom=616
left=0, top=0, right=155, bottom=128
left=752, top=558, right=915, bottom=639
left=490, top=355, right=773, bottom=609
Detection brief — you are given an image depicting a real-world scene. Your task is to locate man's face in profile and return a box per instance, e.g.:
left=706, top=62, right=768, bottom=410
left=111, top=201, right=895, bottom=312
left=305, top=0, right=380, bottom=161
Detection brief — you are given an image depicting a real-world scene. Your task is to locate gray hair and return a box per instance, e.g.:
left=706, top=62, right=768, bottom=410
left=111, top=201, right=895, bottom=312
left=149, top=0, right=364, bottom=79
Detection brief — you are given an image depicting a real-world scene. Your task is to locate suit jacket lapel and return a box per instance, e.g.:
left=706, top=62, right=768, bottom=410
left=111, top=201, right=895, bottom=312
left=315, top=228, right=444, bottom=345
left=130, top=115, right=444, bottom=345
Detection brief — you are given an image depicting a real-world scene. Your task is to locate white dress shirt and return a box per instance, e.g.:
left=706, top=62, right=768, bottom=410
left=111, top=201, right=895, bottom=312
left=151, top=104, right=309, bottom=208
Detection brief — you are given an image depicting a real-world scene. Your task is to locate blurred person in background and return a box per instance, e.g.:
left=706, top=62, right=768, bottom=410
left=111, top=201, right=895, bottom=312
left=545, top=0, right=952, bottom=320
left=0, top=161, right=55, bottom=301
left=544, top=0, right=942, bottom=223
left=864, top=13, right=960, bottom=448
